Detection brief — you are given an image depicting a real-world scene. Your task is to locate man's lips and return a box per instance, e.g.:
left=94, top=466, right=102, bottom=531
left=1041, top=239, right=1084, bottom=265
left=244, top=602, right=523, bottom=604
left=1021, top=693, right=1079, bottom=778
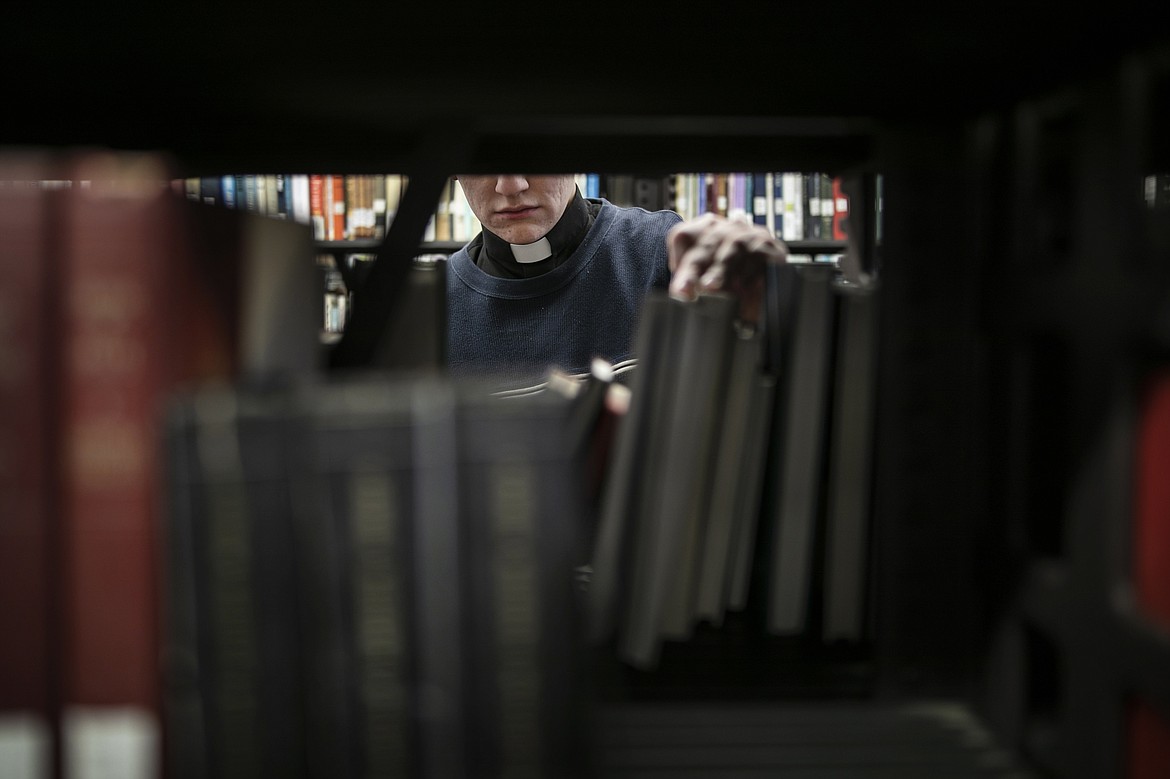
left=496, top=205, right=539, bottom=219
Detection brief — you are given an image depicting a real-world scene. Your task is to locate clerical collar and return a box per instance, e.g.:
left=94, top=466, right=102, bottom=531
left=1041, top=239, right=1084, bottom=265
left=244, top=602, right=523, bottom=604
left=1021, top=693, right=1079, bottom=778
left=509, top=236, right=552, bottom=263
left=477, top=188, right=593, bottom=278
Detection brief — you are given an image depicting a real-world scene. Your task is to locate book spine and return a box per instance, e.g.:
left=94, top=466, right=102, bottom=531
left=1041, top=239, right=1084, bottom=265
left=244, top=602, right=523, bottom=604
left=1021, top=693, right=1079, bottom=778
left=372, top=175, right=388, bottom=239
left=753, top=172, right=769, bottom=229
left=192, top=391, right=261, bottom=779
left=820, top=173, right=834, bottom=240
left=243, top=175, right=258, bottom=214
left=264, top=175, right=279, bottom=218
left=309, top=175, right=325, bottom=241
left=345, top=464, right=411, bottom=777
left=766, top=267, right=835, bottom=635
left=58, top=153, right=174, bottom=779
left=274, top=174, right=289, bottom=220
left=220, top=175, right=236, bottom=209
left=831, top=176, right=849, bottom=241
left=0, top=158, right=57, bottom=779
left=806, top=173, right=822, bottom=239
left=289, top=174, right=311, bottom=226
left=256, top=175, right=270, bottom=215
left=329, top=176, right=346, bottom=241
left=772, top=172, right=785, bottom=240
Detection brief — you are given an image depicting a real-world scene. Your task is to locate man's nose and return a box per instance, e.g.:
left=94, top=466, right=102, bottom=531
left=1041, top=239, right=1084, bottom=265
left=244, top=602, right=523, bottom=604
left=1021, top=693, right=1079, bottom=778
left=494, top=175, right=530, bottom=196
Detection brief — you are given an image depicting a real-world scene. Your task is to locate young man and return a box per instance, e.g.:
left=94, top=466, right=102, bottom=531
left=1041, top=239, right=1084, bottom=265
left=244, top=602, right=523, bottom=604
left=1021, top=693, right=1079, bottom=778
left=446, top=174, right=786, bottom=383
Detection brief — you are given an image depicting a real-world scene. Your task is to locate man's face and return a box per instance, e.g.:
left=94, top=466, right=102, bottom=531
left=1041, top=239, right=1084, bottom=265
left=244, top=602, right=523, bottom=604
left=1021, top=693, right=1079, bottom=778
left=456, top=175, right=576, bottom=245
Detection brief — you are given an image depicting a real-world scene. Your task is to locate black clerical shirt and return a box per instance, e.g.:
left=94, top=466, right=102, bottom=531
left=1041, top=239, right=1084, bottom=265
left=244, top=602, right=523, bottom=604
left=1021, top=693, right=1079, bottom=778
left=467, top=188, right=601, bottom=279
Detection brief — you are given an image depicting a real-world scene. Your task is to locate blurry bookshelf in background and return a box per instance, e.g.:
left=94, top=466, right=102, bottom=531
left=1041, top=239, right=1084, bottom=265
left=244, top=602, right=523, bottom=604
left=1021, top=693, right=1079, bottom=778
left=592, top=171, right=851, bottom=265
left=181, top=170, right=859, bottom=340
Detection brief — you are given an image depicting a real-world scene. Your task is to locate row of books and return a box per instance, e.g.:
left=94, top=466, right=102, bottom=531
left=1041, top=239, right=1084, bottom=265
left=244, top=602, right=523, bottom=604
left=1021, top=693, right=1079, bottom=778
left=181, top=172, right=850, bottom=249
left=162, top=374, right=595, bottom=778
left=1, top=150, right=323, bottom=779
left=585, top=263, right=879, bottom=668
left=182, top=174, right=410, bottom=243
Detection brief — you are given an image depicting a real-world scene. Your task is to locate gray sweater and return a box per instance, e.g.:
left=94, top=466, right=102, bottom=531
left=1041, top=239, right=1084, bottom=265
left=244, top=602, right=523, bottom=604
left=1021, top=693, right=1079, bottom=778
left=446, top=199, right=679, bottom=384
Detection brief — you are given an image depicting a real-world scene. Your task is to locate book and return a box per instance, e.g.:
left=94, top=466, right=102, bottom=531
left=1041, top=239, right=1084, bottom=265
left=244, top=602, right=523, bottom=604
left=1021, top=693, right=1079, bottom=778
left=185, top=388, right=262, bottom=779
left=831, top=176, right=850, bottom=241
left=234, top=390, right=308, bottom=779
left=585, top=173, right=600, bottom=200
left=408, top=380, right=466, bottom=777
left=56, top=153, right=181, bottom=779
left=615, top=296, right=688, bottom=667
left=753, top=172, right=769, bottom=228
left=304, top=379, right=416, bottom=778
left=457, top=382, right=592, bottom=777
left=771, top=171, right=784, bottom=239
left=764, top=264, right=836, bottom=635
left=693, top=328, right=763, bottom=625
left=656, top=293, right=737, bottom=641
left=586, top=294, right=675, bottom=647
left=821, top=284, right=879, bottom=642
left=274, top=174, right=289, bottom=219
left=725, top=369, right=777, bottom=613
left=0, top=154, right=58, bottom=779
left=309, top=175, right=326, bottom=240
left=819, top=173, right=835, bottom=240
left=328, top=175, right=346, bottom=241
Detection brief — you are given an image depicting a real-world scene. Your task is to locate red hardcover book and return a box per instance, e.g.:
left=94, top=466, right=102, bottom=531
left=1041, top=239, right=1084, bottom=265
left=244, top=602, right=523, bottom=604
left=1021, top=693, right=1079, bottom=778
left=1129, top=372, right=1170, bottom=778
left=309, top=174, right=325, bottom=241
left=831, top=176, right=849, bottom=241
left=0, top=152, right=58, bottom=779
left=55, top=151, right=261, bottom=777
left=56, top=152, right=180, bottom=777
left=329, top=174, right=346, bottom=241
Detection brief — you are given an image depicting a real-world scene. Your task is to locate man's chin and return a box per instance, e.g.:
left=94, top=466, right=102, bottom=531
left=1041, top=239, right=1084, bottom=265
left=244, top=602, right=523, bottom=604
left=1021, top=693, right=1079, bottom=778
left=497, top=229, right=545, bottom=245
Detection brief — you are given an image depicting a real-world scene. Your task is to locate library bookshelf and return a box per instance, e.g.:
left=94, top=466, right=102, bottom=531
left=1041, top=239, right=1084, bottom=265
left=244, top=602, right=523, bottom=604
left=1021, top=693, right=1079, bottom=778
left=1, top=14, right=1169, bottom=779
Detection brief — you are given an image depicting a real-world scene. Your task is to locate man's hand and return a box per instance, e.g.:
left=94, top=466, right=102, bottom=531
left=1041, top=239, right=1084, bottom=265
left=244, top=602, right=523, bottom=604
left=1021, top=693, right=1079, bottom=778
left=666, top=212, right=788, bottom=326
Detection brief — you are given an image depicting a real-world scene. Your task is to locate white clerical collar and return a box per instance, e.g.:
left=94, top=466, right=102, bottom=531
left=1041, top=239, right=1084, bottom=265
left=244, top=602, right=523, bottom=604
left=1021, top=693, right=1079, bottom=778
left=509, top=237, right=553, bottom=264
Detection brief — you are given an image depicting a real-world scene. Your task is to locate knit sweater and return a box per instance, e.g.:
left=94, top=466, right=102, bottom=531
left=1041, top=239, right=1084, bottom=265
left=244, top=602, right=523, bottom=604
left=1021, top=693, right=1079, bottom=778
left=446, top=199, right=680, bottom=385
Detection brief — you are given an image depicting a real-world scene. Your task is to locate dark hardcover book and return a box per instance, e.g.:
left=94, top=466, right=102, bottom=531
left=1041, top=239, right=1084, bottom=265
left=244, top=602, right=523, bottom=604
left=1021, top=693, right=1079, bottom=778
left=160, top=397, right=213, bottom=779
left=805, top=172, right=822, bottom=239
left=243, top=175, right=258, bottom=214
left=275, top=174, right=289, bottom=220
left=822, top=286, right=879, bottom=642
left=458, top=381, right=592, bottom=778
left=765, top=264, right=836, bottom=635
left=752, top=172, right=769, bottom=228
left=819, top=173, right=834, bottom=241
left=586, top=294, right=675, bottom=647
left=725, top=370, right=778, bottom=612
left=409, top=380, right=467, bottom=777
left=234, top=389, right=307, bottom=779
left=200, top=175, right=222, bottom=207
left=308, top=378, right=416, bottom=778
left=234, top=175, right=247, bottom=211
left=657, top=293, right=737, bottom=641
left=232, top=209, right=321, bottom=379
left=772, top=171, right=785, bottom=240
left=0, top=154, right=57, bottom=779
left=616, top=296, right=688, bottom=668
left=694, top=328, right=763, bottom=625
left=188, top=389, right=262, bottom=779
